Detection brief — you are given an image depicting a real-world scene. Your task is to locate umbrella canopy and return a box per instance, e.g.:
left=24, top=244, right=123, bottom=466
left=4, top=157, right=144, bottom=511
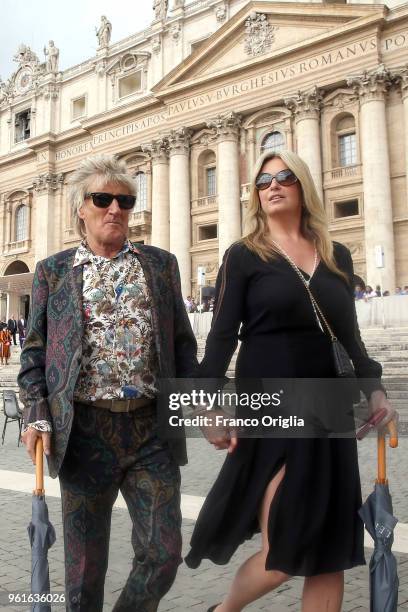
left=358, top=420, right=399, bottom=612
left=27, top=439, right=56, bottom=612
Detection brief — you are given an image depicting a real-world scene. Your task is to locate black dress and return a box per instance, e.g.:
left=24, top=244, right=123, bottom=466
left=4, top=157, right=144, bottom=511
left=185, top=241, right=384, bottom=577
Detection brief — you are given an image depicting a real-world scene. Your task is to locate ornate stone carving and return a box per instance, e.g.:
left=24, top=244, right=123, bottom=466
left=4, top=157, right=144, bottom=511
left=244, top=12, right=276, bottom=57
left=323, top=89, right=357, bottom=110
left=103, top=50, right=151, bottom=77
left=153, top=0, right=168, bottom=21
left=142, top=137, right=169, bottom=162
left=207, top=112, right=242, bottom=140
left=152, top=36, right=162, bottom=54
left=284, top=86, right=323, bottom=120
left=167, top=127, right=192, bottom=154
left=170, top=22, right=182, bottom=44
left=96, top=16, right=112, bottom=48
left=392, top=64, right=408, bottom=100
left=33, top=173, right=64, bottom=193
left=215, top=3, right=227, bottom=23
left=343, top=241, right=364, bottom=257
left=13, top=44, right=39, bottom=66
left=347, top=64, right=393, bottom=103
left=43, top=41, right=59, bottom=73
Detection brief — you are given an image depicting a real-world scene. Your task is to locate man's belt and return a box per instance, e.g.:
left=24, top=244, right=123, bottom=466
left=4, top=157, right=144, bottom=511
left=78, top=398, right=155, bottom=413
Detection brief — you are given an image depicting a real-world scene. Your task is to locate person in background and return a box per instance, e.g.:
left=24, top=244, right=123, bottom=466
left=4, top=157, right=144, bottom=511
left=17, top=316, right=27, bottom=349
left=0, top=323, right=12, bottom=365
left=363, top=285, right=377, bottom=300
left=382, top=290, right=390, bottom=296
left=395, top=286, right=403, bottom=295
left=375, top=285, right=382, bottom=297
left=354, top=284, right=365, bottom=300
left=402, top=285, right=408, bottom=295
left=7, top=314, right=17, bottom=345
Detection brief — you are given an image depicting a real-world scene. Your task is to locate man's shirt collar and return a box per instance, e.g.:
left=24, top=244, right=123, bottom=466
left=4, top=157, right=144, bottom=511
left=73, top=238, right=139, bottom=268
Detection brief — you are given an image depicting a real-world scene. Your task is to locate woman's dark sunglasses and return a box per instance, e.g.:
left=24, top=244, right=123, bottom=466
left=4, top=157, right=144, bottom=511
left=255, top=169, right=298, bottom=190
left=85, top=192, right=136, bottom=210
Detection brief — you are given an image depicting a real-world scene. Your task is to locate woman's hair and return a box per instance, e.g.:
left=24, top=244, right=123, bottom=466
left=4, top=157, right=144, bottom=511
left=67, top=154, right=137, bottom=238
left=242, top=150, right=348, bottom=282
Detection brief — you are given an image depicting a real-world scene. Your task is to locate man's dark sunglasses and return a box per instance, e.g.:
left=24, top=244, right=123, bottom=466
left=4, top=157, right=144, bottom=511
left=85, top=192, right=136, bottom=210
left=255, top=169, right=298, bottom=190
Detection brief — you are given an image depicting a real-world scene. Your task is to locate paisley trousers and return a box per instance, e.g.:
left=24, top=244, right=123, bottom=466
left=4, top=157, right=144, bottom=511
left=59, top=401, right=182, bottom=612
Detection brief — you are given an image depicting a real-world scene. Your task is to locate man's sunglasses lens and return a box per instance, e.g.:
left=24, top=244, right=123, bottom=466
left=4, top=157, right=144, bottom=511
left=87, top=192, right=136, bottom=209
left=256, top=170, right=298, bottom=190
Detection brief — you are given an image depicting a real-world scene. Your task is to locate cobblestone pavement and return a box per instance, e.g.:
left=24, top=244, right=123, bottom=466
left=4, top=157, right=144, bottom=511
left=0, top=348, right=407, bottom=610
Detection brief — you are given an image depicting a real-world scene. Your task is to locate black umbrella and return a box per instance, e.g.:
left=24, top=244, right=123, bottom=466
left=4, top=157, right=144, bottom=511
left=27, top=438, right=56, bottom=612
left=358, top=420, right=399, bottom=612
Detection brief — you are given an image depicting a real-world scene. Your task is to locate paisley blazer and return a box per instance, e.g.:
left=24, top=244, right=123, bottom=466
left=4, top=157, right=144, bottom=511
left=18, top=243, right=198, bottom=478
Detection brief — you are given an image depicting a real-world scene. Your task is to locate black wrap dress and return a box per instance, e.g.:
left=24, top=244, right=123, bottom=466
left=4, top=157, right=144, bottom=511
left=185, top=241, right=384, bottom=576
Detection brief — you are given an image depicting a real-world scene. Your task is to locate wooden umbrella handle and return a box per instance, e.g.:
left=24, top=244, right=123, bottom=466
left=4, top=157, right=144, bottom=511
left=34, top=437, right=45, bottom=496
left=377, top=419, right=398, bottom=484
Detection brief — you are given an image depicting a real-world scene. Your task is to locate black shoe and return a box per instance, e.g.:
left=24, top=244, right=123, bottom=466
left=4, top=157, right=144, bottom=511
left=207, top=606, right=220, bottom=612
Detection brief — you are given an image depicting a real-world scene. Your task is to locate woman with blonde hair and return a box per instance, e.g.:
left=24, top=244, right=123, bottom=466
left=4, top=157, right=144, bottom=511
left=185, top=150, right=395, bottom=611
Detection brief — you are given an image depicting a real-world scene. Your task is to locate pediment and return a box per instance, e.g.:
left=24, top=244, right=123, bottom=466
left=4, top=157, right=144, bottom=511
left=154, top=1, right=386, bottom=94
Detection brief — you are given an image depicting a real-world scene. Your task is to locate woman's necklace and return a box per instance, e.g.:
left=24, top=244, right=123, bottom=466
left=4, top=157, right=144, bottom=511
left=269, top=239, right=318, bottom=287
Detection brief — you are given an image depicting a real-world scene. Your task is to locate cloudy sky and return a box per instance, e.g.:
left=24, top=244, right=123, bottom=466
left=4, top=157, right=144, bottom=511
left=0, top=0, right=162, bottom=80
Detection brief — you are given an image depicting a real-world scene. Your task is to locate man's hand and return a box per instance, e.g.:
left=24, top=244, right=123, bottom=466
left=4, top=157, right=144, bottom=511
left=21, top=428, right=51, bottom=464
left=199, top=410, right=238, bottom=453
left=368, top=390, right=398, bottom=430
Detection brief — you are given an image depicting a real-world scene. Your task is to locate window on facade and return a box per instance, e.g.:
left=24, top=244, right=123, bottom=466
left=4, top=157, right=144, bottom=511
left=14, top=110, right=31, bottom=143
left=206, top=167, right=216, bottom=196
left=15, top=204, right=28, bottom=241
left=334, top=199, right=359, bottom=219
left=198, top=224, right=217, bottom=241
left=72, top=96, right=86, bottom=120
left=338, top=133, right=357, bottom=166
left=134, top=172, right=147, bottom=212
left=261, top=131, right=285, bottom=152
left=118, top=71, right=142, bottom=98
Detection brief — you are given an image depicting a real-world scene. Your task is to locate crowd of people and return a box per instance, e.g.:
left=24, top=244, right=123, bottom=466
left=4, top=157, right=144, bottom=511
left=184, top=295, right=215, bottom=313
left=354, top=283, right=408, bottom=300
left=0, top=315, right=27, bottom=364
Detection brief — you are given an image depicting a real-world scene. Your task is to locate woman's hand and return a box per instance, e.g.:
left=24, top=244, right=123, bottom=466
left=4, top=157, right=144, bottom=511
left=199, top=410, right=238, bottom=453
left=368, top=390, right=398, bottom=430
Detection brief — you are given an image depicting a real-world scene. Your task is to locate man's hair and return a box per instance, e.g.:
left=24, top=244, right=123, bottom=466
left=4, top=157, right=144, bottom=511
left=67, top=154, right=137, bottom=238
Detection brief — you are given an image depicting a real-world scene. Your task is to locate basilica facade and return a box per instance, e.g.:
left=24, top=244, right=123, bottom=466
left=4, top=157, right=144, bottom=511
left=1, top=0, right=408, bottom=318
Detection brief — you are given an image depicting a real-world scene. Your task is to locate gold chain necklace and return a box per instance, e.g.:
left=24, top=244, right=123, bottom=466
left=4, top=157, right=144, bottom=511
left=270, top=239, right=318, bottom=287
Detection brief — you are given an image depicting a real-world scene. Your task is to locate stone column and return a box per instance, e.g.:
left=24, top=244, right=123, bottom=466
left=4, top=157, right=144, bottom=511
left=285, top=87, right=324, bottom=200
left=32, top=173, right=64, bottom=260
left=168, top=128, right=192, bottom=297
left=394, top=66, right=408, bottom=206
left=143, top=138, right=170, bottom=249
left=348, top=65, right=395, bottom=290
left=207, top=112, right=242, bottom=262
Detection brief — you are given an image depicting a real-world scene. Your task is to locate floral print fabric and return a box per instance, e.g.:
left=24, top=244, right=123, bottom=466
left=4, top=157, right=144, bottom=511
left=73, top=239, right=158, bottom=401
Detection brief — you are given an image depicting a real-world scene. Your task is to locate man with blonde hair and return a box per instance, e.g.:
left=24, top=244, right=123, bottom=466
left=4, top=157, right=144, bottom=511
left=19, top=154, right=197, bottom=611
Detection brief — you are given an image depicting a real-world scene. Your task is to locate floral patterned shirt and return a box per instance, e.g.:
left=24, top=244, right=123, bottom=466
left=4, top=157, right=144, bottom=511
left=73, top=239, right=158, bottom=401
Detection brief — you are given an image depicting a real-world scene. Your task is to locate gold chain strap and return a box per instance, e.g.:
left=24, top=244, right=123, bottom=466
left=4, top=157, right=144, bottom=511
left=277, top=250, right=337, bottom=342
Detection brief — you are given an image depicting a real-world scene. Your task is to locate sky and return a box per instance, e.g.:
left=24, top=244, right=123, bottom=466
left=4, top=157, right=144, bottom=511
left=0, top=0, right=158, bottom=81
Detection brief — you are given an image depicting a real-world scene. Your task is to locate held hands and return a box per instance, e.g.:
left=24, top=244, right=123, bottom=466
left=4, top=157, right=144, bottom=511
left=21, top=428, right=51, bottom=464
left=199, top=409, right=238, bottom=453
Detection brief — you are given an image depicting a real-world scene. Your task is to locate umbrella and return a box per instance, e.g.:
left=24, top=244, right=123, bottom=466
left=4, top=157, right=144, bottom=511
left=27, top=438, right=56, bottom=612
left=358, top=419, right=399, bottom=612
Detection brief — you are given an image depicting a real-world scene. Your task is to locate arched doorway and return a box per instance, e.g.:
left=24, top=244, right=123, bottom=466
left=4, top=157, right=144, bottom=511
left=1, top=260, right=32, bottom=321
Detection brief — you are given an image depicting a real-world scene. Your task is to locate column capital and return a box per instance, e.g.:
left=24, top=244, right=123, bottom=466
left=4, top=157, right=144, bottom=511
left=33, top=173, right=64, bottom=193
left=284, top=86, right=323, bottom=121
left=142, top=137, right=169, bottom=163
left=207, top=111, right=242, bottom=141
left=392, top=64, right=408, bottom=101
left=167, top=127, right=192, bottom=155
left=347, top=63, right=393, bottom=104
